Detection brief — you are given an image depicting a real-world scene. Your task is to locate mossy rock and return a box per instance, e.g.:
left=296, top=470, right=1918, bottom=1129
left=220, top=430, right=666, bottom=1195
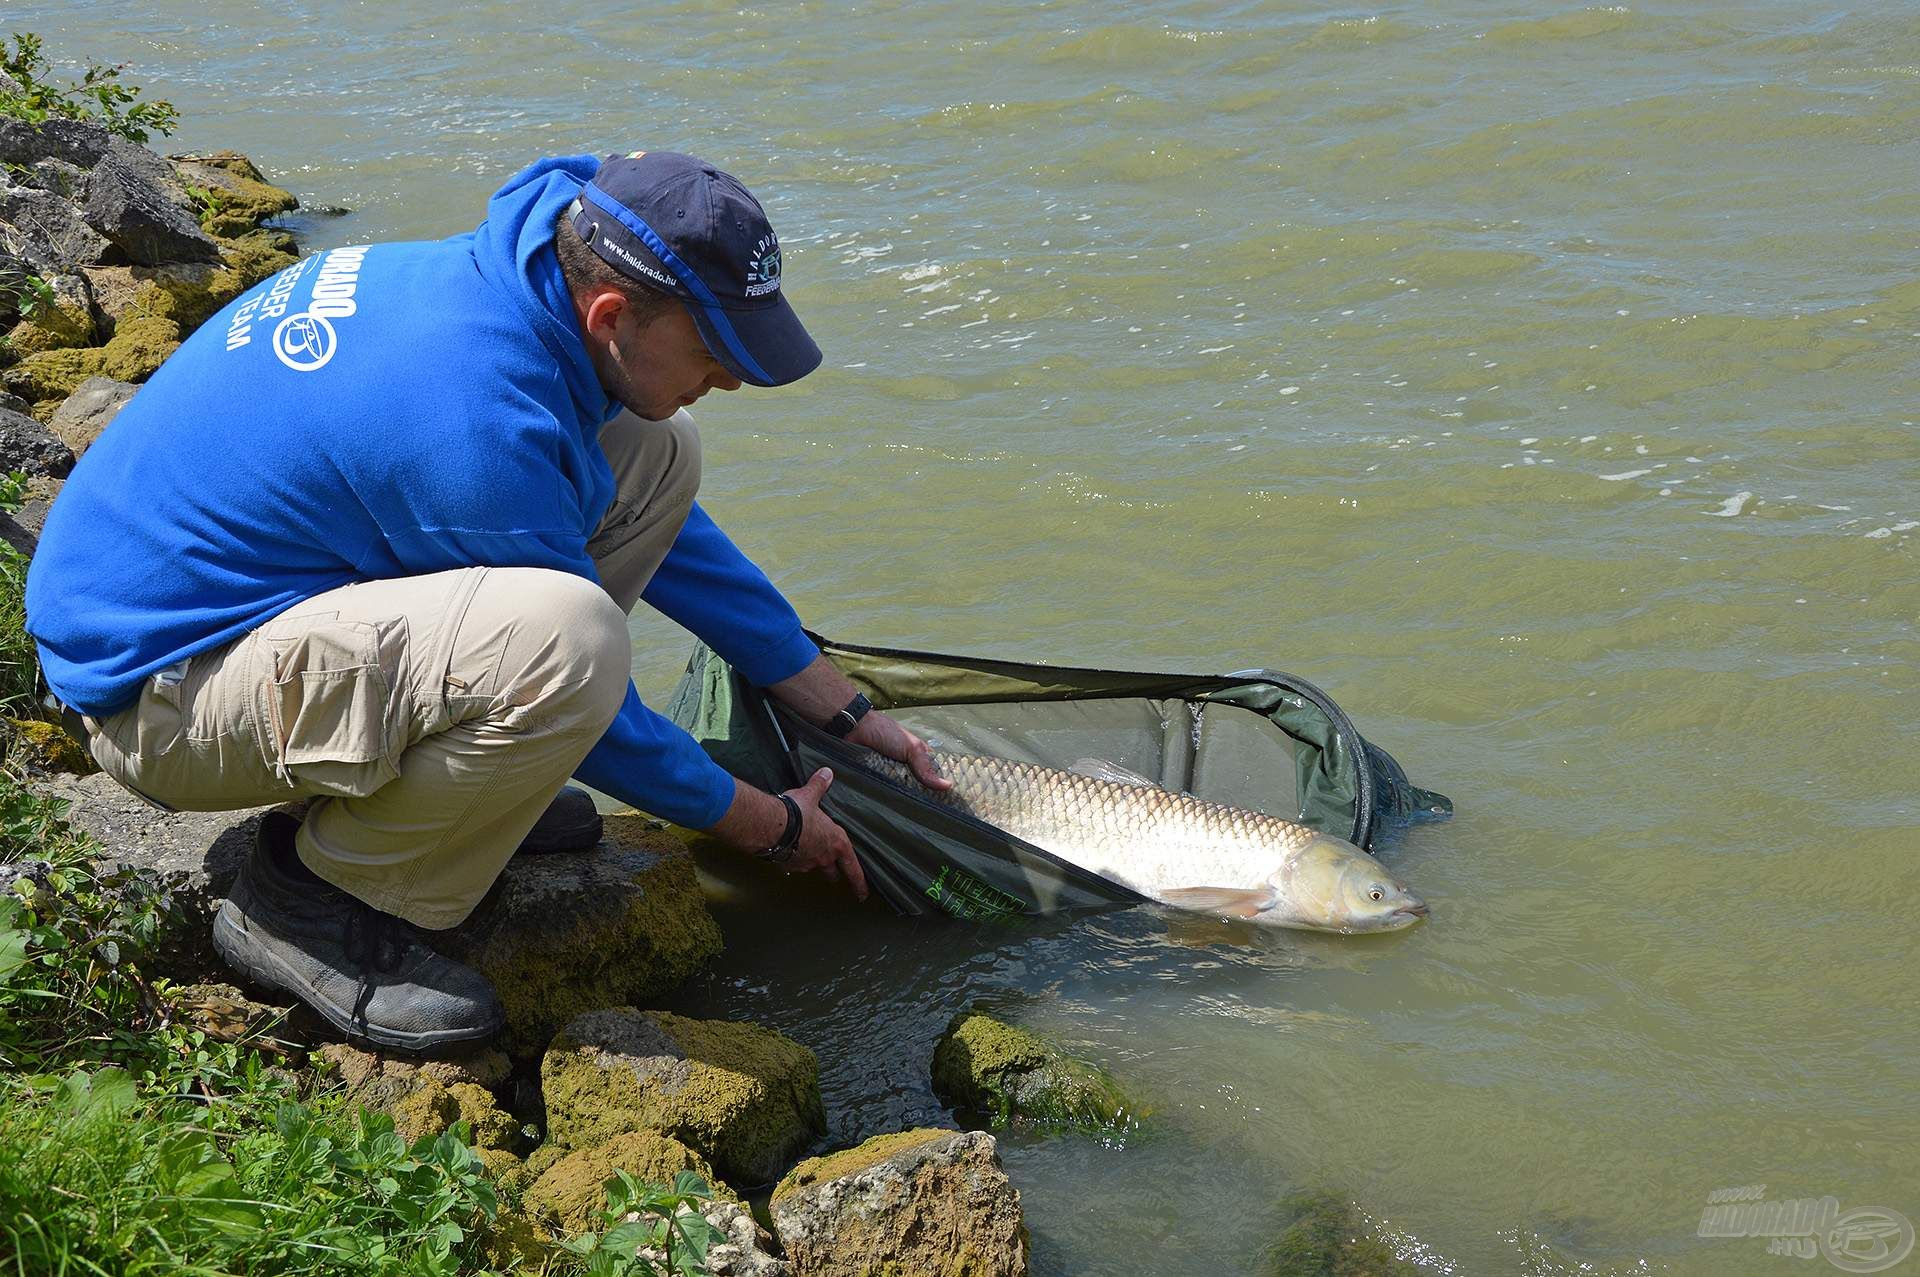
left=6, top=307, right=94, bottom=356
left=99, top=316, right=181, bottom=382
left=4, top=716, right=96, bottom=776
left=541, top=1007, right=824, bottom=1187
left=172, top=152, right=300, bottom=233
left=1261, top=1191, right=1418, bottom=1276
left=769, top=1128, right=1028, bottom=1277
left=524, top=1130, right=732, bottom=1233
left=473, top=1146, right=523, bottom=1187
left=473, top=1204, right=556, bottom=1272
left=448, top=1081, right=519, bottom=1150
left=3, top=346, right=107, bottom=402
left=931, top=1011, right=1140, bottom=1134
left=442, top=816, right=723, bottom=1059
left=772, top=1127, right=955, bottom=1204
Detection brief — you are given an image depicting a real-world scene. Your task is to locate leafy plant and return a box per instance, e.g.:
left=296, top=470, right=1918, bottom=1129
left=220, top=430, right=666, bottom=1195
left=0, top=31, right=180, bottom=143
left=3, top=272, right=58, bottom=321
left=561, top=1169, right=726, bottom=1277
left=183, top=181, right=226, bottom=229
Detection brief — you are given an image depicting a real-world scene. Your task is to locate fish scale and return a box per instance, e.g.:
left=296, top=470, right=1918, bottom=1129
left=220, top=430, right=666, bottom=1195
left=848, top=746, right=1426, bottom=932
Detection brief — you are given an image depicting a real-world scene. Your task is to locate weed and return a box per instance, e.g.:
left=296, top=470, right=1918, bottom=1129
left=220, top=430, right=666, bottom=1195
left=0, top=31, right=180, bottom=144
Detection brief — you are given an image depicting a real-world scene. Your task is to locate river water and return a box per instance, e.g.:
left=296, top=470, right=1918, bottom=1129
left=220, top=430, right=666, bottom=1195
left=19, top=2, right=1919, bottom=1272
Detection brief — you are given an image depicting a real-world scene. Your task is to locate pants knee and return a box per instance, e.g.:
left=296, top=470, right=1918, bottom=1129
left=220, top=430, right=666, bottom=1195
left=483, top=569, right=632, bottom=727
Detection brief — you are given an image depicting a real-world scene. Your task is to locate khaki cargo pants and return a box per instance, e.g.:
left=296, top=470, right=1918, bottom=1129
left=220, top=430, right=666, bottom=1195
left=83, top=409, right=702, bottom=930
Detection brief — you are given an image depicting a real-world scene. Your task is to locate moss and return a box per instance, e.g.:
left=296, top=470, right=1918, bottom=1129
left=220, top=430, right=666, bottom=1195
left=98, top=316, right=180, bottom=382
left=541, top=1008, right=823, bottom=1187
left=461, top=818, right=722, bottom=1058
left=931, top=1012, right=1140, bottom=1134
left=772, top=1128, right=951, bottom=1204
left=4, top=717, right=95, bottom=775
left=6, top=303, right=95, bottom=355
left=173, top=152, right=299, bottom=234
left=472, top=1204, right=555, bottom=1272
left=1261, top=1191, right=1418, bottom=1277
left=218, top=233, right=301, bottom=290
left=386, top=1077, right=461, bottom=1145
left=524, top=1130, right=731, bottom=1232
left=473, top=1146, right=523, bottom=1187
left=519, top=1141, right=568, bottom=1185
left=3, top=346, right=106, bottom=402
left=447, top=1081, right=518, bottom=1151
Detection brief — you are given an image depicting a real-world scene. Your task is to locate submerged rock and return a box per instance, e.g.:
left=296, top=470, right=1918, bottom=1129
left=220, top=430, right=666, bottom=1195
left=542, top=1007, right=825, bottom=1186
left=931, top=1011, right=1139, bottom=1134
left=1260, top=1191, right=1418, bottom=1277
left=770, top=1128, right=1028, bottom=1277
left=523, top=1129, right=730, bottom=1232
left=441, top=814, right=723, bottom=1058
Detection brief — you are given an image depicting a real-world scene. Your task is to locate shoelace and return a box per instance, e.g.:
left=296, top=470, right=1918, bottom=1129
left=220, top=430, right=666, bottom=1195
left=342, top=902, right=412, bottom=976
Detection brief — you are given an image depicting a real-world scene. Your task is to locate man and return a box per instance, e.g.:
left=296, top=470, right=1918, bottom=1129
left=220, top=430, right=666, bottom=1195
left=25, top=149, right=948, bottom=1054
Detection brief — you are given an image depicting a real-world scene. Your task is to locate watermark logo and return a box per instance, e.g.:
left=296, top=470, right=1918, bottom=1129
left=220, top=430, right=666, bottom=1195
left=272, top=312, right=336, bottom=372
left=1698, top=1186, right=1914, bottom=1273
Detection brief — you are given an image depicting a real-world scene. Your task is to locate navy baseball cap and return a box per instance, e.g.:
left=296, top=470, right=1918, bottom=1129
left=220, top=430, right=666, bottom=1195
left=567, top=150, right=820, bottom=387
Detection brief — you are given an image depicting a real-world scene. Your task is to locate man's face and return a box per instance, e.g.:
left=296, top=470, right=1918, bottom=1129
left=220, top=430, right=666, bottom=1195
left=603, top=302, right=744, bottom=422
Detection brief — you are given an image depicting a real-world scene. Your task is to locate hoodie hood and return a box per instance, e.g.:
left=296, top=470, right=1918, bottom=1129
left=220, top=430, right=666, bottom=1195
left=468, top=154, right=616, bottom=431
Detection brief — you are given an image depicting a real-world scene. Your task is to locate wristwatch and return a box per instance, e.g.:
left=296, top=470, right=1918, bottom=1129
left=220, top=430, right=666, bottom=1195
left=823, top=692, right=872, bottom=739
left=757, top=793, right=803, bottom=864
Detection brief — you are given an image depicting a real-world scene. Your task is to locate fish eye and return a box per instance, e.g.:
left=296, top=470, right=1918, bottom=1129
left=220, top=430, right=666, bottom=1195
left=1368, top=887, right=1384, bottom=901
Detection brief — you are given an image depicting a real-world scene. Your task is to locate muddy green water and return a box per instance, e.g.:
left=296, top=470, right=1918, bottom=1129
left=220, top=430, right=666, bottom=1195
left=21, top=2, right=1920, bottom=1271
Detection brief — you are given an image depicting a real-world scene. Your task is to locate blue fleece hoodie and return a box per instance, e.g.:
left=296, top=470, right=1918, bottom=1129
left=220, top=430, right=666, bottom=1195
left=25, top=155, right=818, bottom=828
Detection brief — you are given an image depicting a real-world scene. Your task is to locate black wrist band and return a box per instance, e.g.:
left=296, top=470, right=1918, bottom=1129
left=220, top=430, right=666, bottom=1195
left=824, top=692, right=872, bottom=739
left=759, top=793, right=803, bottom=863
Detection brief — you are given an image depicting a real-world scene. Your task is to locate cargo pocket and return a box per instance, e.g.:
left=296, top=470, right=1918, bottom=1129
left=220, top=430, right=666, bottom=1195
left=266, top=620, right=399, bottom=798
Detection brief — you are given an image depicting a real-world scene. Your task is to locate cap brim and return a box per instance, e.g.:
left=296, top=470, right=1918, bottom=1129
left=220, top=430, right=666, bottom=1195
left=688, top=293, right=822, bottom=388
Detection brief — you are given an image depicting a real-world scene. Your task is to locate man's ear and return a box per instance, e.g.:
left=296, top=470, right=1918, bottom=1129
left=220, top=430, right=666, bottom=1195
left=581, top=287, right=626, bottom=344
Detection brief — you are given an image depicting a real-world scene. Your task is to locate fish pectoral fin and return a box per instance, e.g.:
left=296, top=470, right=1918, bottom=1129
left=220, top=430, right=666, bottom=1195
left=1070, top=757, right=1159, bottom=788
left=1160, top=885, right=1279, bottom=919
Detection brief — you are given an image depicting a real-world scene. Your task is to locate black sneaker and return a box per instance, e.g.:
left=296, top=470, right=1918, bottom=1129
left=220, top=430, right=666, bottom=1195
left=213, top=811, right=505, bottom=1054
left=516, top=784, right=602, bottom=854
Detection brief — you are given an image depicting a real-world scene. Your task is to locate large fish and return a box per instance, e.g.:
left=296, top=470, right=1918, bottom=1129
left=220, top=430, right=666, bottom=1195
left=855, top=747, right=1428, bottom=933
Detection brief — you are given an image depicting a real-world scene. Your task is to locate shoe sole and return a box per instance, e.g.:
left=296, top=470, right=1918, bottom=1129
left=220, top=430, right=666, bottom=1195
left=213, top=901, right=502, bottom=1055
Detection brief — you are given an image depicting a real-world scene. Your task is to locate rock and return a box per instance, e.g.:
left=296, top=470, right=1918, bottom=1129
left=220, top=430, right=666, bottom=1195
left=472, top=1205, right=556, bottom=1272
left=1260, top=1191, right=1418, bottom=1277
left=97, top=315, right=180, bottom=382
left=5, top=272, right=98, bottom=354
left=24, top=782, right=720, bottom=1053
left=0, top=473, right=57, bottom=555
left=3, top=717, right=94, bottom=776
left=168, top=981, right=298, bottom=1054
left=27, top=772, right=270, bottom=981
left=312, top=1039, right=512, bottom=1107
left=170, top=152, right=299, bottom=237
left=0, top=403, right=76, bottom=477
left=635, top=1200, right=789, bottom=1277
left=47, top=376, right=136, bottom=456
left=86, top=233, right=297, bottom=335
left=771, top=1129, right=1029, bottom=1277
left=473, top=1145, right=522, bottom=1186
left=517, top=1141, right=570, bottom=1189
left=83, top=148, right=222, bottom=267
left=0, top=184, right=111, bottom=274
left=440, top=814, right=723, bottom=1058
left=3, top=346, right=108, bottom=404
left=931, top=1012, right=1140, bottom=1134
left=542, top=1008, right=825, bottom=1187
left=523, top=1130, right=731, bottom=1232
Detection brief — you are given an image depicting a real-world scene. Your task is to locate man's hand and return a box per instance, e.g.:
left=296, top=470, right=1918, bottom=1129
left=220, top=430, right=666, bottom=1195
left=706, top=772, right=867, bottom=901
left=779, top=767, right=866, bottom=899
left=765, top=653, right=953, bottom=792
left=844, top=711, right=952, bottom=792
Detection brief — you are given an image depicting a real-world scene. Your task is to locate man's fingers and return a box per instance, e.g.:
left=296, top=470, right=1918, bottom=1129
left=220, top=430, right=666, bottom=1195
left=801, top=766, right=834, bottom=801
left=839, top=842, right=869, bottom=901
left=907, top=738, right=953, bottom=790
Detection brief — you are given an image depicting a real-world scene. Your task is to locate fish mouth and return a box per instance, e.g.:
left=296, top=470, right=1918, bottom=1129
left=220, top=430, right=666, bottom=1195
left=1391, top=902, right=1430, bottom=923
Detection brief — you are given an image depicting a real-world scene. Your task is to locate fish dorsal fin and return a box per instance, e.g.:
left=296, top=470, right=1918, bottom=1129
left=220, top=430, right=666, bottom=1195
left=1070, top=758, right=1158, bottom=789
left=1160, top=885, right=1279, bottom=919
